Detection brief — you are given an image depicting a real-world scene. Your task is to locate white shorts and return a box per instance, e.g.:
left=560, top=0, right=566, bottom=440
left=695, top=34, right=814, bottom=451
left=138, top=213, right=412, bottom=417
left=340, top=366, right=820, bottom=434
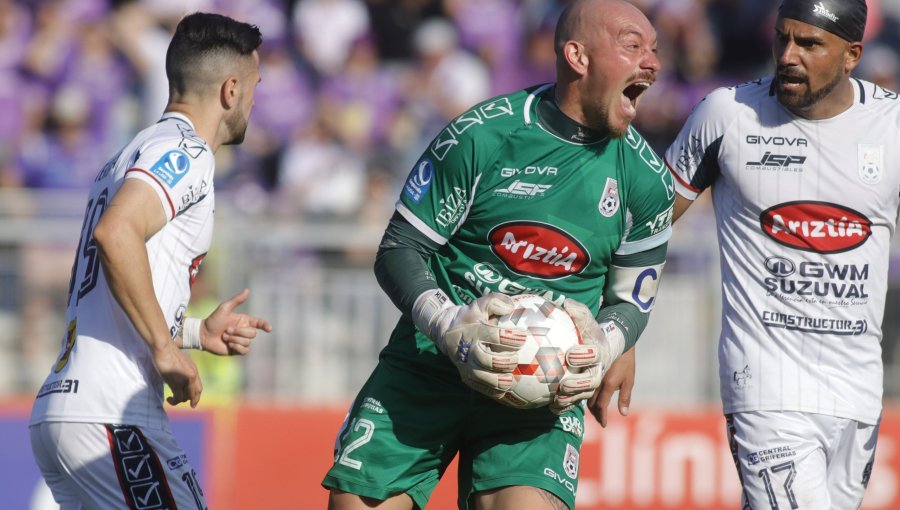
left=30, top=421, right=207, bottom=510
left=725, top=411, right=879, bottom=510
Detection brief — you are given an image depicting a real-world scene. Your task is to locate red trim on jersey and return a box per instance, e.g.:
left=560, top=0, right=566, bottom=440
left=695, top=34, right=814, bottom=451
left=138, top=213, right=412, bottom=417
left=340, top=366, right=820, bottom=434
left=126, top=167, right=176, bottom=220
left=664, top=158, right=701, bottom=193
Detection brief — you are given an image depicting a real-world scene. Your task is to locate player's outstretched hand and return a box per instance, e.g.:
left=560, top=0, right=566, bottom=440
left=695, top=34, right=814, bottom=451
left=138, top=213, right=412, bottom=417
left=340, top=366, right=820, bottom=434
left=413, top=290, right=528, bottom=399
left=154, top=341, right=202, bottom=408
left=550, top=298, right=614, bottom=415
left=587, top=347, right=634, bottom=427
left=200, top=288, right=273, bottom=356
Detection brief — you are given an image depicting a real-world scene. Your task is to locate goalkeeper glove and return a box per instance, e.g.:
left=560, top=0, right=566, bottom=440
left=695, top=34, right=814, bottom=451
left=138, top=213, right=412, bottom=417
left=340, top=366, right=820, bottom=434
left=412, top=289, right=527, bottom=399
left=550, top=298, right=625, bottom=415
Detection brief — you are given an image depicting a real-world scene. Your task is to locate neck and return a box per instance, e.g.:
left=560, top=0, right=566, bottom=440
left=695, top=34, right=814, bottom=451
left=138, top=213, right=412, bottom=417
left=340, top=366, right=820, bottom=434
left=164, top=101, right=224, bottom=152
left=538, top=86, right=607, bottom=143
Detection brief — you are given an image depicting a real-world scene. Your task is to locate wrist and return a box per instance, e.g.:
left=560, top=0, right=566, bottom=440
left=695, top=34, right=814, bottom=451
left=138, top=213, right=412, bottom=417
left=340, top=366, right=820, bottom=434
left=180, top=317, right=203, bottom=350
left=411, top=288, right=454, bottom=344
left=597, top=320, right=625, bottom=364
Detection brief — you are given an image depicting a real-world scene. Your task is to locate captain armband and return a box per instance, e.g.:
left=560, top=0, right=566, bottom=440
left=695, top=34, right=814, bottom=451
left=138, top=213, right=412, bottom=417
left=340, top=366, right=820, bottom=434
left=605, top=262, right=665, bottom=313
left=180, top=317, right=203, bottom=350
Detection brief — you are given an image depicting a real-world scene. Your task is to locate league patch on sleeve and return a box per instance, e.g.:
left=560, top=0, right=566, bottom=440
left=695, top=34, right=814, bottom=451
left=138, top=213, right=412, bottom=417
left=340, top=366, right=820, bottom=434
left=149, top=150, right=192, bottom=188
left=403, top=158, right=434, bottom=204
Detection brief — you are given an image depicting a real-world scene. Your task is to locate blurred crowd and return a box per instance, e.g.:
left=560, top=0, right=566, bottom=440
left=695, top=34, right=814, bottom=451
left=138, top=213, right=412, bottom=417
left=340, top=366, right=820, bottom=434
left=4, top=0, right=900, bottom=396
left=1, top=0, right=898, bottom=223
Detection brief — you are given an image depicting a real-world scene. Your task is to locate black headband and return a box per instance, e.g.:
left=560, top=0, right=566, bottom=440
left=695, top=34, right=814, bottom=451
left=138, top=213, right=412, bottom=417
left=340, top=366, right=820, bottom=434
left=779, top=0, right=867, bottom=42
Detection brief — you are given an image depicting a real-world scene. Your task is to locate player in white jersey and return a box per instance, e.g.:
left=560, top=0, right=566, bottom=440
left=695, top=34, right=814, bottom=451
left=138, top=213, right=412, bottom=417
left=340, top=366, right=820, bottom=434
left=29, top=13, right=271, bottom=509
left=665, top=0, right=887, bottom=508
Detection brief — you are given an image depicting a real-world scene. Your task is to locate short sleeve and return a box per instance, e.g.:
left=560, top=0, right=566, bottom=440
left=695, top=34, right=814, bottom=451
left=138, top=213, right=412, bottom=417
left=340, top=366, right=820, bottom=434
left=663, top=86, right=735, bottom=200
left=617, top=127, right=675, bottom=256
left=125, top=139, right=215, bottom=221
left=395, top=117, right=491, bottom=245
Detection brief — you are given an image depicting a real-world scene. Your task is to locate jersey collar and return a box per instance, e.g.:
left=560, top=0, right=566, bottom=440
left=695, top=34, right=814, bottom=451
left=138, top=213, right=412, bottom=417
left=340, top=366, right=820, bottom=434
left=534, top=86, right=608, bottom=144
left=158, top=111, right=196, bottom=130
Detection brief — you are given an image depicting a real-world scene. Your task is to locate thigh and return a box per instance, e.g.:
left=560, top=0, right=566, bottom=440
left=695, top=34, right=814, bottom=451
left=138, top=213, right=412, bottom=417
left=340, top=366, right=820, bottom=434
left=826, top=417, right=879, bottom=510
left=30, top=421, right=207, bottom=510
left=323, top=360, right=469, bottom=510
left=464, top=401, right=585, bottom=510
left=31, top=424, right=84, bottom=510
left=727, top=411, right=830, bottom=509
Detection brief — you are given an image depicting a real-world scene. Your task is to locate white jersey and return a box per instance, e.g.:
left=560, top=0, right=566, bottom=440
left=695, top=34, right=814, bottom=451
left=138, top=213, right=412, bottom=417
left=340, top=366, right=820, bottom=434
left=665, top=77, right=900, bottom=425
left=30, top=112, right=215, bottom=429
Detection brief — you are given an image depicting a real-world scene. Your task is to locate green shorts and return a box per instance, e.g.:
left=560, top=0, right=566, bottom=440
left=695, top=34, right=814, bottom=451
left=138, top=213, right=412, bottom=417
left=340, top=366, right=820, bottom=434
left=321, top=357, right=585, bottom=509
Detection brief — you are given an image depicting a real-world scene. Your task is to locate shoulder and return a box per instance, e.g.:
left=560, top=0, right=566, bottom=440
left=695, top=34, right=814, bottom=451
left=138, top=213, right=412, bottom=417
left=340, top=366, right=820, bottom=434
left=137, top=120, right=213, bottom=170
left=852, top=77, right=900, bottom=116
left=690, top=78, right=771, bottom=121
left=425, top=86, right=541, bottom=162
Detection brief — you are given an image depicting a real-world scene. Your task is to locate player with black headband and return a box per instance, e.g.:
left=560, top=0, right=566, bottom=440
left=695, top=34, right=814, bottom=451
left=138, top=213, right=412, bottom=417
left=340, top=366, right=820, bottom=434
left=665, top=0, right=893, bottom=507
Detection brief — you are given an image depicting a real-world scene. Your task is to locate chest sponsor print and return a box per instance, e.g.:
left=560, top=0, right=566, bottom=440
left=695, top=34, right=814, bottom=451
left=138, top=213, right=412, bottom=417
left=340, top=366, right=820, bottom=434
left=488, top=221, right=589, bottom=280
left=759, top=201, right=871, bottom=254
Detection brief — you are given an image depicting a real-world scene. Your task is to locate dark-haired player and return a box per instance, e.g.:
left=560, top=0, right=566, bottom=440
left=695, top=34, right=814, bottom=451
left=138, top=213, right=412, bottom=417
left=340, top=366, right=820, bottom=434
left=666, top=0, right=889, bottom=507
left=29, top=12, right=271, bottom=508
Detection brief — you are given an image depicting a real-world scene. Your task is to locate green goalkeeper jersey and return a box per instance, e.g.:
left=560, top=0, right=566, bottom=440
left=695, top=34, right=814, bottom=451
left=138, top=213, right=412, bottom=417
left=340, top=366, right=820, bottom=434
left=385, top=84, right=674, bottom=373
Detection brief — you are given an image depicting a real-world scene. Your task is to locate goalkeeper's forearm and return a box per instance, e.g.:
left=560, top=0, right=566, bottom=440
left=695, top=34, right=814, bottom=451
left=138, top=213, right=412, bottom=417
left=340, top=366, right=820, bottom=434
left=374, top=212, right=443, bottom=314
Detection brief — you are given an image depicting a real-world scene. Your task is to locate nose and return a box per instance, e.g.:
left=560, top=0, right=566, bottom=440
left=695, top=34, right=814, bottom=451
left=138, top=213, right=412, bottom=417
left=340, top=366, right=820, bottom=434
left=776, top=39, right=799, bottom=67
left=642, top=49, right=661, bottom=73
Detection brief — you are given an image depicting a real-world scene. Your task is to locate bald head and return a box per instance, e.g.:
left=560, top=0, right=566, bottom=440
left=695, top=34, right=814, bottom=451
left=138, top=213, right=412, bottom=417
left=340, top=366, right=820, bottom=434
left=554, top=0, right=647, bottom=57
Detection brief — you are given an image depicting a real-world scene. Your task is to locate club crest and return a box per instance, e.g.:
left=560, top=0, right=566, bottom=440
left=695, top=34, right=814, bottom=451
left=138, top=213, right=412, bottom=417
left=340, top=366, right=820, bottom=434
left=598, top=177, right=620, bottom=217
left=858, top=144, right=882, bottom=185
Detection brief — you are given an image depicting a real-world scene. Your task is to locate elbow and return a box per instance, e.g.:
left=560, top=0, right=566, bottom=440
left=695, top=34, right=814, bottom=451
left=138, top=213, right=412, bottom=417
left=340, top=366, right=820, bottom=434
left=91, top=215, right=129, bottom=258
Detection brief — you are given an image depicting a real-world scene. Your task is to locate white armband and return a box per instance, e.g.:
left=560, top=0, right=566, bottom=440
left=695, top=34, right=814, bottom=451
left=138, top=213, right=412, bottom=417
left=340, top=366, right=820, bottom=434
left=181, top=317, right=203, bottom=350
left=606, top=263, right=665, bottom=313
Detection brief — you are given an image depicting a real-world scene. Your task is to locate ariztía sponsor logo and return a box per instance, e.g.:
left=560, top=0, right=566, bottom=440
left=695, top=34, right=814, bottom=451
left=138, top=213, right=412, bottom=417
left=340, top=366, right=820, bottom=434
left=759, top=201, right=871, bottom=253
left=488, top=221, right=588, bottom=279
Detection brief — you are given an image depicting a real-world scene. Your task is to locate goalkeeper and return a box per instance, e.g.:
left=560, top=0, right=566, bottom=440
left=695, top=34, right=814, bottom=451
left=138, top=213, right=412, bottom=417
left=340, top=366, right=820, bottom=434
left=322, top=0, right=672, bottom=508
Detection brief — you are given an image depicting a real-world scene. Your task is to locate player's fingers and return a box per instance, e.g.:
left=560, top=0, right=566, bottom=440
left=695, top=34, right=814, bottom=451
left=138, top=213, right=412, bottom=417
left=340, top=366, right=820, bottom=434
left=556, top=368, right=599, bottom=396
left=467, top=368, right=514, bottom=392
left=482, top=293, right=516, bottom=317
left=471, top=343, right=517, bottom=373
left=226, top=341, right=250, bottom=355
left=226, top=326, right=259, bottom=341
left=222, top=288, right=250, bottom=313
left=189, top=380, right=202, bottom=408
left=565, top=344, right=601, bottom=368
left=595, top=380, right=616, bottom=427
left=246, top=316, right=273, bottom=333
left=617, top=380, right=633, bottom=417
left=494, top=326, right=527, bottom=350
left=167, top=385, right=186, bottom=406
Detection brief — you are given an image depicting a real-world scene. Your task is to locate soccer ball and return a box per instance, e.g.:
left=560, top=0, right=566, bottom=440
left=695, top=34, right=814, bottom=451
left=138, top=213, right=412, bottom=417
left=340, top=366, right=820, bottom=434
left=495, top=294, right=580, bottom=409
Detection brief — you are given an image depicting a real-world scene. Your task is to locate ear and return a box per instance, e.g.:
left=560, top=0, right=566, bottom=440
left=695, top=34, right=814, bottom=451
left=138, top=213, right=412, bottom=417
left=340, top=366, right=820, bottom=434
left=220, top=76, right=240, bottom=110
left=845, top=42, right=863, bottom=74
left=563, top=40, right=589, bottom=76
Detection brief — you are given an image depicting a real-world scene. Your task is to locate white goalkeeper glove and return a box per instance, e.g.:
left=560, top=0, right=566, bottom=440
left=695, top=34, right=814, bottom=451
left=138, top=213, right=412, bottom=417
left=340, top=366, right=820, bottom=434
left=412, top=289, right=528, bottom=399
left=550, top=298, right=626, bottom=415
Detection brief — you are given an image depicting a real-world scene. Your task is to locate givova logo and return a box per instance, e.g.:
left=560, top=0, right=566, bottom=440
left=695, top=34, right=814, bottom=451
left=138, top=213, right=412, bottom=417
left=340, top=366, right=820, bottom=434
left=150, top=150, right=191, bottom=188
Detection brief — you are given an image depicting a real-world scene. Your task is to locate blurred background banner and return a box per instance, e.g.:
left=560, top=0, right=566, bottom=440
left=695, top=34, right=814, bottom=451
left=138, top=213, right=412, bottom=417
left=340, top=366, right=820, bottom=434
left=4, top=403, right=900, bottom=509
left=4, top=0, right=900, bottom=508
